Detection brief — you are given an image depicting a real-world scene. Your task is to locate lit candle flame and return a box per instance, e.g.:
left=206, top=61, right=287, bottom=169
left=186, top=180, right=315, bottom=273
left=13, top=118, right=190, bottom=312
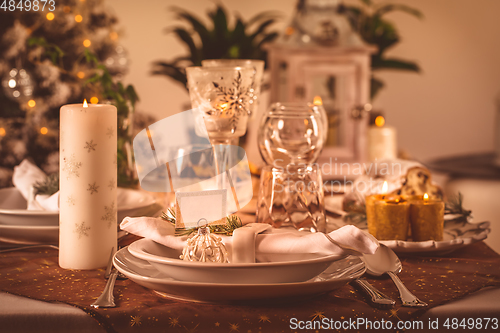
left=313, top=96, right=323, bottom=106
left=424, top=193, right=429, bottom=201
left=83, top=99, right=88, bottom=108
left=375, top=116, right=385, bottom=127
left=381, top=181, right=388, bottom=194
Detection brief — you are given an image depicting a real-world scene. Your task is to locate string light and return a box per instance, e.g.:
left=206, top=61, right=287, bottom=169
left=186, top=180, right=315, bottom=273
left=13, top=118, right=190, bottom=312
left=313, top=96, right=323, bottom=106
left=0, top=128, right=6, bottom=137
left=83, top=39, right=91, bottom=47
left=75, top=15, right=83, bottom=23
left=28, top=99, right=36, bottom=108
left=46, top=13, right=54, bottom=20
left=90, top=97, right=99, bottom=104
left=110, top=32, right=118, bottom=40
left=77, top=71, right=85, bottom=79
left=40, top=127, right=48, bottom=135
left=375, top=116, right=385, bottom=127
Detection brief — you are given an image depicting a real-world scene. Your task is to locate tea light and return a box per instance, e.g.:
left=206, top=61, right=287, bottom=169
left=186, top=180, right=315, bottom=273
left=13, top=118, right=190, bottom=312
left=59, top=100, right=117, bottom=270
left=367, top=116, right=397, bottom=161
left=409, top=193, right=445, bottom=241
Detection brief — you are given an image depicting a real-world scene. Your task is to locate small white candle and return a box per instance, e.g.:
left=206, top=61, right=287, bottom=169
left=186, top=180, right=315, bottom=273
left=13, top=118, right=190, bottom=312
left=59, top=100, right=117, bottom=270
left=368, top=116, right=397, bottom=161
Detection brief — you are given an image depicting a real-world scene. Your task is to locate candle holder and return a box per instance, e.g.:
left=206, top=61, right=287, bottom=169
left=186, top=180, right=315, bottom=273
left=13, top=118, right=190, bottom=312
left=186, top=66, right=256, bottom=146
left=201, top=59, right=264, bottom=120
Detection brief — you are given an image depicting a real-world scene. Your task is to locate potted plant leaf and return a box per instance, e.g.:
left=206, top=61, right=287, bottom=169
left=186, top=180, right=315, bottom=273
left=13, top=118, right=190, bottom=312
left=151, top=4, right=281, bottom=90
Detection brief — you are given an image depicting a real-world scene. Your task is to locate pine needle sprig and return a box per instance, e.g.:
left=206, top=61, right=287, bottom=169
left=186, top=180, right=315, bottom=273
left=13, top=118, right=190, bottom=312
left=161, top=207, right=243, bottom=236
left=445, top=192, right=472, bottom=218
left=33, top=173, right=59, bottom=196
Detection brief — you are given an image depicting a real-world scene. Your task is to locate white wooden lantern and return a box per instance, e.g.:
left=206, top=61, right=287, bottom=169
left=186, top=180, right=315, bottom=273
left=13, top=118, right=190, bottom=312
left=266, top=2, right=375, bottom=178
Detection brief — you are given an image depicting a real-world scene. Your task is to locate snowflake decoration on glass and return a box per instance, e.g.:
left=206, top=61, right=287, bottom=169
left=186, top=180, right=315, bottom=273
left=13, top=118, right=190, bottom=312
left=74, top=221, right=90, bottom=239
left=87, top=182, right=99, bottom=195
left=67, top=195, right=76, bottom=206
left=84, top=140, right=97, bottom=152
left=108, top=178, right=116, bottom=190
left=106, top=127, right=114, bottom=139
left=101, top=201, right=116, bottom=228
left=211, top=71, right=253, bottom=133
left=62, top=154, right=82, bottom=180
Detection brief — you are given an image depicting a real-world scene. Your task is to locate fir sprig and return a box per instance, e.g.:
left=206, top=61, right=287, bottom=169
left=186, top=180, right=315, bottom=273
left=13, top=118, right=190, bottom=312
left=161, top=207, right=243, bottom=236
left=445, top=192, right=472, bottom=218
left=33, top=173, right=59, bottom=196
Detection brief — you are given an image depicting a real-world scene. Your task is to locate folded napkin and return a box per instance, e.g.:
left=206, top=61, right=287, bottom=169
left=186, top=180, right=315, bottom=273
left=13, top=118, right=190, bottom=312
left=12, top=159, right=59, bottom=211
left=120, top=217, right=379, bottom=263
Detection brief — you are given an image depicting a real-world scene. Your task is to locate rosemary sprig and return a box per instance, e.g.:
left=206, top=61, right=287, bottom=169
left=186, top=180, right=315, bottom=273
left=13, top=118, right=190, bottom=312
left=161, top=207, right=243, bottom=236
left=33, top=173, right=59, bottom=196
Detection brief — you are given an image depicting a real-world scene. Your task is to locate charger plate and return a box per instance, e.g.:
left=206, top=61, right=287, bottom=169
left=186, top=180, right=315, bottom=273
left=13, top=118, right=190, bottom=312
left=114, top=247, right=365, bottom=303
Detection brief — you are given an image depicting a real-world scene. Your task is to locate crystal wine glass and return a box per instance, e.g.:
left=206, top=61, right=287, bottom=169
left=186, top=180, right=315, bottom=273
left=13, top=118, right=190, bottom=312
left=258, top=102, right=326, bottom=168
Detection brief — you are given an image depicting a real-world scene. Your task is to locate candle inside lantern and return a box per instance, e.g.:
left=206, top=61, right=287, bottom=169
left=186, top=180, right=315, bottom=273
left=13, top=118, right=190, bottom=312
left=59, top=100, right=117, bottom=270
left=367, top=116, right=397, bottom=161
left=409, top=193, right=445, bottom=241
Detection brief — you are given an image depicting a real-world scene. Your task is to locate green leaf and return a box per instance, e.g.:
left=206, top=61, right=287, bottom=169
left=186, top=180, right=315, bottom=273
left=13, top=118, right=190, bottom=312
left=171, top=6, right=211, bottom=46
left=372, top=58, right=420, bottom=72
left=256, top=32, right=279, bottom=48
left=209, top=5, right=229, bottom=40
left=249, top=18, right=276, bottom=42
left=151, top=61, right=188, bottom=90
left=370, top=76, right=385, bottom=100
left=169, top=28, right=199, bottom=63
left=246, top=10, right=282, bottom=27
left=375, top=4, right=423, bottom=19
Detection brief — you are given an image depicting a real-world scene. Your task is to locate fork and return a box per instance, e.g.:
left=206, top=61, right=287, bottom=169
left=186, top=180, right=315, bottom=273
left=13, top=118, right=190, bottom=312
left=91, top=247, right=122, bottom=308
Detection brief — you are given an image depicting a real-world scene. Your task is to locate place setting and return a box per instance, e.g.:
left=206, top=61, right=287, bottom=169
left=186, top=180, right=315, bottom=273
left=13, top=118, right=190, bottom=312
left=1, top=1, right=500, bottom=331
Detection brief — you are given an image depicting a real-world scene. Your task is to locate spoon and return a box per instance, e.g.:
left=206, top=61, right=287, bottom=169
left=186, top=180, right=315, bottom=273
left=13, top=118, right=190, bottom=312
left=362, top=244, right=427, bottom=307
left=323, top=234, right=396, bottom=308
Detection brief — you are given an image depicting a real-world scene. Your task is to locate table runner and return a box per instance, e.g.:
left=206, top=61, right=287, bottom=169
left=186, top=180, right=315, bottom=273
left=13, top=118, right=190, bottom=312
left=0, top=241, right=499, bottom=333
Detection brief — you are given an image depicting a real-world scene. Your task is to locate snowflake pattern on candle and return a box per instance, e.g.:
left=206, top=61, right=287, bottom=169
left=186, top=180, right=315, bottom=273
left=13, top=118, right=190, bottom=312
left=106, top=127, right=114, bottom=139
left=62, top=154, right=82, bottom=180
left=84, top=140, right=97, bottom=152
left=101, top=201, right=117, bottom=228
left=87, top=182, right=99, bottom=194
left=67, top=195, right=76, bottom=206
left=74, top=221, right=90, bottom=239
left=108, top=179, right=116, bottom=190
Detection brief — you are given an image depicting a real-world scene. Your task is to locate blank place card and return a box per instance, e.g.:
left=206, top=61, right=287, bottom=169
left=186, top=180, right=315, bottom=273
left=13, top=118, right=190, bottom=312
left=175, top=189, right=227, bottom=228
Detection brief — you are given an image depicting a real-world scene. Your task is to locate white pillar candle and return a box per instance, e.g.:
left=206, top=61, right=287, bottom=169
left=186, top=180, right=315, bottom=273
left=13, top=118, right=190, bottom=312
left=59, top=101, right=117, bottom=270
left=368, top=116, right=397, bottom=161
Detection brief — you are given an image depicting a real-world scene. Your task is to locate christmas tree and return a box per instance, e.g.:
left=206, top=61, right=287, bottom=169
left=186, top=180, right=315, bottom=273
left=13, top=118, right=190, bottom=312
left=0, top=0, right=136, bottom=187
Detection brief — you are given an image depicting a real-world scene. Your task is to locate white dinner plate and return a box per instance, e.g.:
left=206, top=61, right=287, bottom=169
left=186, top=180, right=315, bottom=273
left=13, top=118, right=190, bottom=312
left=325, top=196, right=491, bottom=255
left=128, top=238, right=345, bottom=284
left=0, top=187, right=157, bottom=226
left=0, top=225, right=59, bottom=245
left=114, top=247, right=365, bottom=303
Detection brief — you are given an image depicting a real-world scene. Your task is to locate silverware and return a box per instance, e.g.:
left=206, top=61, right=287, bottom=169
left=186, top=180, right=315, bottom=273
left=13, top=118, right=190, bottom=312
left=362, top=244, right=427, bottom=307
left=91, top=247, right=120, bottom=308
left=0, top=244, right=58, bottom=254
left=352, top=278, right=395, bottom=309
